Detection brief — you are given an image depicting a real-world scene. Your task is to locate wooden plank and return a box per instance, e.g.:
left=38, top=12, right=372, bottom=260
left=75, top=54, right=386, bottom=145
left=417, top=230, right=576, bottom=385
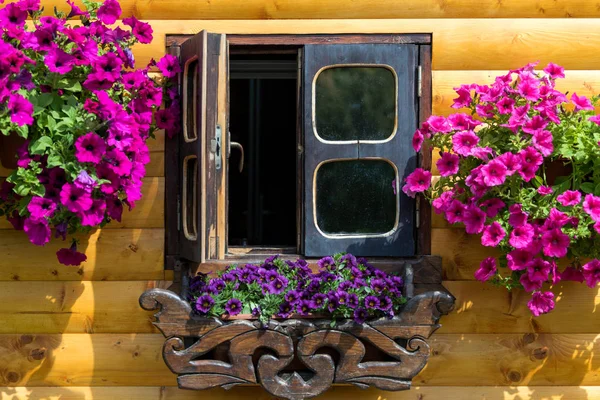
left=6, top=386, right=600, bottom=400
left=131, top=19, right=600, bottom=71
left=0, top=229, right=164, bottom=281
left=0, top=178, right=164, bottom=230
left=3, top=333, right=600, bottom=386
left=0, top=281, right=173, bottom=334
left=29, top=0, right=600, bottom=20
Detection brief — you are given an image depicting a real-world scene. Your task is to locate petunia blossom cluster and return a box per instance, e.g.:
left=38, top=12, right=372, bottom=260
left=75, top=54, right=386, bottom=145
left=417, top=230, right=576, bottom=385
left=189, top=254, right=406, bottom=324
left=401, top=62, right=600, bottom=316
left=0, top=0, right=180, bottom=265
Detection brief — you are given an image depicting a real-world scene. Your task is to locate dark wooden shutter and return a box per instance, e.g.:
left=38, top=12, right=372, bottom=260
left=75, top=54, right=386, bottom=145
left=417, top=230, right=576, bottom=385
left=303, top=44, right=418, bottom=257
left=178, top=31, right=228, bottom=263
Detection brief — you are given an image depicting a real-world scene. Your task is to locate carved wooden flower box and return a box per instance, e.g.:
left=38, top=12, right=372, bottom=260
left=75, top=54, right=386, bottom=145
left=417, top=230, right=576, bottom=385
left=140, top=258, right=454, bottom=400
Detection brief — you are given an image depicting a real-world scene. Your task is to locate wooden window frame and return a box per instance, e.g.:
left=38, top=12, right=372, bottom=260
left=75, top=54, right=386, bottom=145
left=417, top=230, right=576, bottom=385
left=164, top=33, right=433, bottom=274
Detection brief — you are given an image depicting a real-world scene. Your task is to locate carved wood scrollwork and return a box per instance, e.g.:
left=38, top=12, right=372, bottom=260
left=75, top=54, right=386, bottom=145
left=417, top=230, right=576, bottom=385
left=140, top=289, right=454, bottom=400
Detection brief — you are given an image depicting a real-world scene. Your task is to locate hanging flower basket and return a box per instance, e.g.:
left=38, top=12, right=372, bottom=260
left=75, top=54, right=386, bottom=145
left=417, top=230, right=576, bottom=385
left=0, top=0, right=180, bottom=265
left=140, top=255, right=454, bottom=400
left=401, top=61, right=600, bottom=316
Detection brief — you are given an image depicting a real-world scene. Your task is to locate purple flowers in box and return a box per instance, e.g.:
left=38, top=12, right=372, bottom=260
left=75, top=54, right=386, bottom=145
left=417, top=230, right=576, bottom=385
left=189, top=254, right=406, bottom=324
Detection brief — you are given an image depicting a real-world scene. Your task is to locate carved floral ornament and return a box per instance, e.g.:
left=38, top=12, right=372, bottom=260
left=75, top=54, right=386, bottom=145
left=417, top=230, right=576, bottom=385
left=140, top=287, right=453, bottom=400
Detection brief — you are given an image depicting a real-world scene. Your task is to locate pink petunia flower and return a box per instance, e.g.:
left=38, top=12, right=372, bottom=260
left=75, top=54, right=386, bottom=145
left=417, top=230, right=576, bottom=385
left=537, top=186, right=553, bottom=196
left=412, top=129, right=424, bottom=152
left=27, top=196, right=57, bottom=219
left=496, top=97, right=515, bottom=115
left=8, top=93, right=33, bottom=126
left=445, top=200, right=466, bottom=224
left=557, top=190, right=581, bottom=206
left=452, top=130, right=479, bottom=157
left=474, top=257, right=497, bottom=282
left=481, top=222, right=506, bottom=247
left=583, top=194, right=600, bottom=221
left=23, top=217, right=51, bottom=246
left=45, top=48, right=75, bottom=74
left=571, top=92, right=594, bottom=111
left=480, top=198, right=505, bottom=218
left=75, top=132, right=106, bottom=164
left=519, top=146, right=543, bottom=168
left=589, top=115, right=600, bottom=125
left=582, top=260, right=600, bottom=288
left=436, top=152, right=460, bottom=177
left=520, top=273, right=543, bottom=292
left=403, top=168, right=431, bottom=195
left=463, top=205, right=486, bottom=234
left=156, top=54, right=181, bottom=78
left=517, top=79, right=540, bottom=102
left=507, top=249, right=533, bottom=271
left=541, top=229, right=570, bottom=258
left=509, top=223, right=535, bottom=249
left=448, top=113, right=481, bottom=131
left=60, top=183, right=93, bottom=213
left=80, top=199, right=107, bottom=226
left=528, top=291, right=555, bottom=317
left=106, top=196, right=123, bottom=222
left=497, top=152, right=521, bottom=176
left=97, top=0, right=121, bottom=24
left=105, top=149, right=133, bottom=176
left=532, top=130, right=554, bottom=156
left=543, top=63, right=565, bottom=79
left=527, top=258, right=552, bottom=282
left=123, top=16, right=153, bottom=44
left=451, top=84, right=472, bottom=109
left=426, top=115, right=452, bottom=133
left=508, top=204, right=528, bottom=227
left=561, top=266, right=585, bottom=283
left=481, top=159, right=508, bottom=187
left=522, top=115, right=548, bottom=135
left=432, top=191, right=454, bottom=214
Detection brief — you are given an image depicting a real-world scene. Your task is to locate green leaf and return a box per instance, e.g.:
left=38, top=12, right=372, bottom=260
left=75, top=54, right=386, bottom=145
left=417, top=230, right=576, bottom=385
left=30, top=136, right=53, bottom=155
left=533, top=176, right=543, bottom=188
left=35, top=93, right=54, bottom=108
left=46, top=154, right=62, bottom=168
left=581, top=182, right=595, bottom=194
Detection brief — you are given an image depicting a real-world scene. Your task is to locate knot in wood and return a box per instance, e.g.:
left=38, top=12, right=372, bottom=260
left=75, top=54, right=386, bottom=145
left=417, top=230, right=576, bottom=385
left=507, top=370, right=522, bottom=383
left=532, top=347, right=548, bottom=360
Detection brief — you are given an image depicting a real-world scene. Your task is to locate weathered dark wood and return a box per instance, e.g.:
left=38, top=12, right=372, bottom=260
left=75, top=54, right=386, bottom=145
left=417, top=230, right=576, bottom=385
left=140, top=288, right=454, bottom=400
left=417, top=44, right=433, bottom=256
left=167, top=34, right=432, bottom=47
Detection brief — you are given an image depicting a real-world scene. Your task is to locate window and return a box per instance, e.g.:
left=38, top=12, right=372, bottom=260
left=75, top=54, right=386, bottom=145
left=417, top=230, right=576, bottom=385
left=165, top=33, right=432, bottom=264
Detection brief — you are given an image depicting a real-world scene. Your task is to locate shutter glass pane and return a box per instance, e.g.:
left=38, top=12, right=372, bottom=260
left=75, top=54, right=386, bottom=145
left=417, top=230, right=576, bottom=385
left=315, top=160, right=397, bottom=235
left=315, top=66, right=396, bottom=141
left=183, top=58, right=198, bottom=142
left=183, top=155, right=198, bottom=240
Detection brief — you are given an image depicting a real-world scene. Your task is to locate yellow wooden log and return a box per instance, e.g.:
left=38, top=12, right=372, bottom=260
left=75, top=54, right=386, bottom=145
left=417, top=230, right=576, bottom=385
left=28, top=0, right=600, bottom=20
left=0, top=229, right=164, bottom=281
left=130, top=19, right=600, bottom=71
left=2, top=333, right=599, bottom=386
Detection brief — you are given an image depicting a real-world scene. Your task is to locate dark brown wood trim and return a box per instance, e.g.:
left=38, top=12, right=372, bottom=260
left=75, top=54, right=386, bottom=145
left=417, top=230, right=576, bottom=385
left=416, top=44, right=433, bottom=256
left=167, top=34, right=431, bottom=47
left=165, top=43, right=182, bottom=269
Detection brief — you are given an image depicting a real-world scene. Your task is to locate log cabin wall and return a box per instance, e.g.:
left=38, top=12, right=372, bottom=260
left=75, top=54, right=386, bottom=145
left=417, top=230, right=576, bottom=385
left=1, top=1, right=600, bottom=399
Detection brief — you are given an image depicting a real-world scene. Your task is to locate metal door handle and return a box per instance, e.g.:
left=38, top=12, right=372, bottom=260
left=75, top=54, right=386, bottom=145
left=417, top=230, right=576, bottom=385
left=230, top=141, right=244, bottom=173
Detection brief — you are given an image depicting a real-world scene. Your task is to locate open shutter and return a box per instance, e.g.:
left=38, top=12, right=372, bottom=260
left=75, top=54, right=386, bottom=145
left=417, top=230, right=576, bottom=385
left=303, top=44, right=418, bottom=257
left=179, top=31, right=228, bottom=263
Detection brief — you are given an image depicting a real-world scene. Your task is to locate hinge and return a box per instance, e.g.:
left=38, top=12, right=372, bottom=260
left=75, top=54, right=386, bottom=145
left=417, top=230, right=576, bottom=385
left=415, top=198, right=420, bottom=229
left=176, top=194, right=181, bottom=232
left=417, top=65, right=422, bottom=98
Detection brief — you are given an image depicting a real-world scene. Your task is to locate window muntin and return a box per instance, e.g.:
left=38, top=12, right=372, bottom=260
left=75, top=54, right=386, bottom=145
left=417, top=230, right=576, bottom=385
left=182, top=155, right=198, bottom=240
left=313, top=65, right=397, bottom=144
left=314, top=158, right=399, bottom=238
left=183, top=57, right=199, bottom=142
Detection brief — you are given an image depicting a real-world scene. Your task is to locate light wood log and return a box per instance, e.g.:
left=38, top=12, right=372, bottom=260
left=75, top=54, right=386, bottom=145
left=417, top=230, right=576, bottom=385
left=27, top=0, right=600, bottom=20
left=0, top=229, right=164, bottom=281
left=1, top=333, right=599, bottom=386
left=5, top=386, right=600, bottom=400
left=130, top=19, right=600, bottom=71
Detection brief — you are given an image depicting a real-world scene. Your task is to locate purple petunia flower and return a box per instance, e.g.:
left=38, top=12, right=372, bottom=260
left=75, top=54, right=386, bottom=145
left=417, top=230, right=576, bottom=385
left=195, top=295, right=214, bottom=314
left=378, top=296, right=392, bottom=311
left=310, top=293, right=327, bottom=309
left=284, top=290, right=301, bottom=305
left=225, top=298, right=242, bottom=316
left=353, top=307, right=368, bottom=324
left=75, top=132, right=106, bottom=164
left=370, top=278, right=386, bottom=293
left=317, top=256, right=335, bottom=270
left=269, top=276, right=288, bottom=294
left=24, top=217, right=51, bottom=246
left=60, top=183, right=93, bottom=213
left=277, top=302, right=293, bottom=318
left=74, top=170, right=97, bottom=193
left=364, top=295, right=380, bottom=309
left=56, top=241, right=87, bottom=266
left=297, top=300, right=311, bottom=316
left=27, top=196, right=57, bottom=219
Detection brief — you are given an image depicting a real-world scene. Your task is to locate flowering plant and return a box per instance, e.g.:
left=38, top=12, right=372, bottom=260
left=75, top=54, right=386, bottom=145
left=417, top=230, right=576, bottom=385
left=0, top=0, right=181, bottom=265
left=189, top=254, right=406, bottom=324
left=401, top=62, right=600, bottom=316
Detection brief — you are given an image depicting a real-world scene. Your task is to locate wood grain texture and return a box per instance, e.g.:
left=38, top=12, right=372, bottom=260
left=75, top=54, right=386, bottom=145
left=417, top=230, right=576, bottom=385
left=29, top=0, right=600, bottom=19
left=0, top=229, right=164, bottom=281
left=2, top=333, right=599, bottom=387
left=5, top=386, right=600, bottom=400
left=131, top=19, right=600, bottom=71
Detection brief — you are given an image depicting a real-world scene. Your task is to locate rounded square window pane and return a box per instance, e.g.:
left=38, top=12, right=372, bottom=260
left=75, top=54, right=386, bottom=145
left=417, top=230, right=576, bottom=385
left=315, top=66, right=396, bottom=142
left=316, top=160, right=397, bottom=235
left=183, top=58, right=198, bottom=142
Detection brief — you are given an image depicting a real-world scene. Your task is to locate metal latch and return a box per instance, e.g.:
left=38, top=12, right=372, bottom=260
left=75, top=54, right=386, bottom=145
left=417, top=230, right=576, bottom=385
left=417, top=65, right=422, bottom=98
left=211, top=125, right=222, bottom=170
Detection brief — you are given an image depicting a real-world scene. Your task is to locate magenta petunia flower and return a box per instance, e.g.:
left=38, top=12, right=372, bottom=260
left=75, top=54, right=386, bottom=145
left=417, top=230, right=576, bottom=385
left=452, top=130, right=479, bottom=157
left=474, top=257, right=496, bottom=282
left=481, top=159, right=508, bottom=187
left=155, top=108, right=178, bottom=131
left=509, top=223, right=535, bottom=249
left=537, top=186, right=553, bottom=196
left=528, top=291, right=555, bottom=317
left=496, top=96, right=515, bottom=114
left=520, top=273, right=543, bottom=292
left=532, top=130, right=553, bottom=156
left=23, top=217, right=51, bottom=246
left=481, top=222, right=506, bottom=247
left=452, top=84, right=473, bottom=109
left=56, top=242, right=87, bottom=266
left=508, top=204, right=528, bottom=227
left=527, top=258, right=552, bottom=282
left=0, top=3, right=27, bottom=28
left=480, top=198, right=505, bottom=218
left=27, top=196, right=57, bottom=219
left=97, top=0, right=121, bottom=24
left=571, top=92, right=594, bottom=111
left=507, top=249, right=533, bottom=271
left=582, top=260, right=600, bottom=288
left=583, top=194, right=600, bottom=221
left=60, top=183, right=93, bottom=213
left=8, top=93, right=33, bottom=126
left=80, top=199, right=107, bottom=226
left=412, top=128, right=424, bottom=152
left=463, top=205, right=486, bottom=234
left=448, top=113, right=481, bottom=131
left=497, top=152, right=521, bottom=176
left=107, top=128, right=133, bottom=151
left=519, top=147, right=543, bottom=169
left=561, top=266, right=585, bottom=283
left=105, top=149, right=132, bottom=176
left=67, top=0, right=88, bottom=18
left=123, top=16, right=153, bottom=44
left=445, top=200, right=466, bottom=224
left=522, top=115, right=548, bottom=135
left=403, top=168, right=431, bottom=195
left=93, top=52, right=122, bottom=80
left=517, top=79, right=540, bottom=102
left=436, top=152, right=459, bottom=177
left=543, top=63, right=565, bottom=79
left=106, top=196, right=123, bottom=222
left=45, top=48, right=75, bottom=74
left=589, top=115, right=600, bottom=125
left=432, top=191, right=454, bottom=214
left=83, top=71, right=115, bottom=91
left=156, top=54, right=181, bottom=78
left=425, top=115, right=451, bottom=133
left=75, top=132, right=106, bottom=164
left=541, top=229, right=570, bottom=258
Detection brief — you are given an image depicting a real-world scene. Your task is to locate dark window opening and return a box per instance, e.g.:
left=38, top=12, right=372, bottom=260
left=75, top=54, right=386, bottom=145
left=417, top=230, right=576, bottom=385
left=228, top=52, right=298, bottom=247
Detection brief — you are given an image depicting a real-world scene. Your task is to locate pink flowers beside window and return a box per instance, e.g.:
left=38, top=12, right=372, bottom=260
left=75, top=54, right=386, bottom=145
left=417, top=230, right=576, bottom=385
left=402, top=62, right=600, bottom=316
left=0, top=0, right=180, bottom=266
